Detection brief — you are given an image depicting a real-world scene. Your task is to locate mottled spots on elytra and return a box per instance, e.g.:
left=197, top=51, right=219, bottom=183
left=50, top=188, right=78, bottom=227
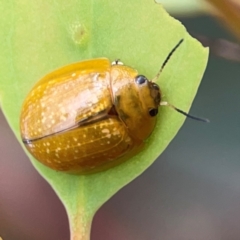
left=20, top=58, right=151, bottom=174
left=102, top=129, right=110, bottom=133
left=106, top=134, right=111, bottom=138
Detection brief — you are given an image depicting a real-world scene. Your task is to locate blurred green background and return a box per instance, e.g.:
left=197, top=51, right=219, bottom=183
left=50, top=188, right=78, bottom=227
left=1, top=12, right=240, bottom=240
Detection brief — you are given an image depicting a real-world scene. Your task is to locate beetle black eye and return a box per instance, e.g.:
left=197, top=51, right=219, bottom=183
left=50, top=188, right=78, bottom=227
left=149, top=108, right=158, bottom=117
left=135, top=75, right=147, bottom=85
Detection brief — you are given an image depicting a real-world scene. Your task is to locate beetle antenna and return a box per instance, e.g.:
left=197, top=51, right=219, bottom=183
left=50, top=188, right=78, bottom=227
left=152, top=39, right=184, bottom=82
left=160, top=101, right=210, bottom=123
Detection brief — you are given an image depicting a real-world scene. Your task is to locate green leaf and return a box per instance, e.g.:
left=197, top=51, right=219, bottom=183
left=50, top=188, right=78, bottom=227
left=0, top=1, right=208, bottom=239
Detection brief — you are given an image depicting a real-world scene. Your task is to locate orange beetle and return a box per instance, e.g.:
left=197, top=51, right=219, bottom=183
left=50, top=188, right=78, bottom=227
left=20, top=39, right=205, bottom=174
left=20, top=57, right=162, bottom=174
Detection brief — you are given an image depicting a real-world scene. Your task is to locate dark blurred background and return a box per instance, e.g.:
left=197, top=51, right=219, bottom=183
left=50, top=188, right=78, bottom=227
left=1, top=15, right=240, bottom=240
